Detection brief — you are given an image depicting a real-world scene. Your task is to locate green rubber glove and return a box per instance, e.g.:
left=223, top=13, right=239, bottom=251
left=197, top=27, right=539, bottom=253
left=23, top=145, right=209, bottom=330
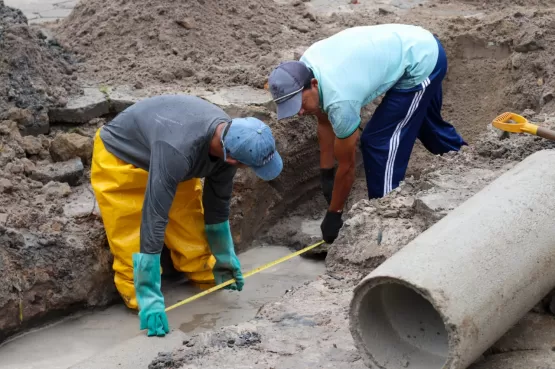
left=132, top=253, right=170, bottom=337
left=205, top=221, right=244, bottom=291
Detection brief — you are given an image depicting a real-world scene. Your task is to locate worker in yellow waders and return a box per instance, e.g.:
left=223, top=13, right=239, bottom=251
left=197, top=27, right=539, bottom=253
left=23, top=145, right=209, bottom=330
left=90, top=94, right=283, bottom=337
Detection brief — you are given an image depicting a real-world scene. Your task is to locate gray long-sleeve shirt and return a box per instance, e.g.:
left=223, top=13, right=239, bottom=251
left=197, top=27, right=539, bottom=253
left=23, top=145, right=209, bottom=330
left=99, top=94, right=236, bottom=254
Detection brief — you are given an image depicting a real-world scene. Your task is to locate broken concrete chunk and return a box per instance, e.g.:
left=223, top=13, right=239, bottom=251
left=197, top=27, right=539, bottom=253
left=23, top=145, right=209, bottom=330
left=30, top=158, right=84, bottom=186
left=21, top=135, right=43, bottom=156
left=63, top=188, right=100, bottom=218
left=107, top=88, right=143, bottom=113
left=42, top=181, right=72, bottom=198
left=48, top=88, right=110, bottom=124
left=50, top=132, right=93, bottom=164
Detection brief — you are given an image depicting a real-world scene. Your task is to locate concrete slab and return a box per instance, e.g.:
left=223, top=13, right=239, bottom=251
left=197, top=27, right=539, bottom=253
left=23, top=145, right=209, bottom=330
left=48, top=88, right=110, bottom=124
left=190, top=86, right=274, bottom=111
left=107, top=86, right=146, bottom=114
left=30, top=157, right=84, bottom=186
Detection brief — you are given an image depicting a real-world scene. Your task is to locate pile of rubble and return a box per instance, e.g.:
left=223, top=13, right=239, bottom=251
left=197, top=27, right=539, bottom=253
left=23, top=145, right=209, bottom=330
left=0, top=0, right=80, bottom=135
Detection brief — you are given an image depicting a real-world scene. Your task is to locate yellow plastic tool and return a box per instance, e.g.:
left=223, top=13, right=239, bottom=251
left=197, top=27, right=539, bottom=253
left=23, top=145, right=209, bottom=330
left=165, top=240, right=326, bottom=312
left=492, top=112, right=555, bottom=141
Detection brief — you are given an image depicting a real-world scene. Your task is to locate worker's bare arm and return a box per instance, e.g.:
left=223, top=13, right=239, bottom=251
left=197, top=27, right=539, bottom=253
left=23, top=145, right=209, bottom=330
left=329, top=130, right=358, bottom=212
left=316, top=110, right=335, bottom=169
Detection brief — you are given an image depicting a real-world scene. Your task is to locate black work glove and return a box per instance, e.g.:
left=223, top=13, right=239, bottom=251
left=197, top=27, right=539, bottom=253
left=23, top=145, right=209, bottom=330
left=320, top=168, right=335, bottom=205
left=321, top=211, right=344, bottom=244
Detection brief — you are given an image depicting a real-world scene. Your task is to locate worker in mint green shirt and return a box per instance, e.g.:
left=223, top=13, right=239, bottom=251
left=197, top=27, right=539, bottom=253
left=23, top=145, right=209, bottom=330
left=268, top=24, right=466, bottom=244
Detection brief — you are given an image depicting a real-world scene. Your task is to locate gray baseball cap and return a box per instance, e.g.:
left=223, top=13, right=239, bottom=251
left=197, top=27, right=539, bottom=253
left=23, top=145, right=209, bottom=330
left=268, top=61, right=313, bottom=120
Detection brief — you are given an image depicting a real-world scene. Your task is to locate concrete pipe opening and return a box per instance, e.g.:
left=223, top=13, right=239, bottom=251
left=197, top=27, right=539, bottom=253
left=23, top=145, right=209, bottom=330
left=352, top=281, right=448, bottom=369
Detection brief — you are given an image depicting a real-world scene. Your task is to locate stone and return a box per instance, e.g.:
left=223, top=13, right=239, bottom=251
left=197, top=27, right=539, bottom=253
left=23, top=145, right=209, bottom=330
left=107, top=87, right=144, bottom=113
left=50, top=132, right=93, bottom=164
left=0, top=178, right=13, bottom=193
left=48, top=88, right=110, bottom=124
left=0, top=213, right=7, bottom=225
left=469, top=351, right=555, bottom=369
left=514, top=39, right=544, bottom=53
left=42, top=181, right=72, bottom=198
left=0, top=120, right=19, bottom=136
left=63, top=187, right=101, bottom=218
left=7, top=162, right=24, bottom=175
left=303, top=12, right=316, bottom=22
left=491, top=313, right=555, bottom=352
left=7, top=107, right=33, bottom=126
left=88, top=118, right=106, bottom=126
left=30, top=158, right=84, bottom=186
left=21, top=136, right=43, bottom=156
left=542, top=90, right=554, bottom=105
left=175, top=18, right=196, bottom=29
left=5, top=108, right=49, bottom=136
left=291, top=24, right=309, bottom=33
left=378, top=8, right=393, bottom=15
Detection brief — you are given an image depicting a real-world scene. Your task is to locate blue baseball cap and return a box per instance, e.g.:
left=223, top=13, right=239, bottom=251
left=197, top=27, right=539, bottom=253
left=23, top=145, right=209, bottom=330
left=268, top=61, right=313, bottom=120
left=223, top=117, right=283, bottom=181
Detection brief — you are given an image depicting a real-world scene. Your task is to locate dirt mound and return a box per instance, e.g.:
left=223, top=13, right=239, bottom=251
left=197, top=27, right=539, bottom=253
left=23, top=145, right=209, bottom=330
left=55, top=0, right=322, bottom=89
left=53, top=1, right=555, bottom=145
left=0, top=1, right=80, bottom=135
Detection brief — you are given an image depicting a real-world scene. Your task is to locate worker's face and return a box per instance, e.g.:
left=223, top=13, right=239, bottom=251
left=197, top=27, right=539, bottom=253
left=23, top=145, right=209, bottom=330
left=298, top=79, right=320, bottom=116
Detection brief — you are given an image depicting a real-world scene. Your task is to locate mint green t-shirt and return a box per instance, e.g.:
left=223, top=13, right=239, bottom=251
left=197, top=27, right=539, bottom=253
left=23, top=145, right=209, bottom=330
left=300, top=24, right=439, bottom=139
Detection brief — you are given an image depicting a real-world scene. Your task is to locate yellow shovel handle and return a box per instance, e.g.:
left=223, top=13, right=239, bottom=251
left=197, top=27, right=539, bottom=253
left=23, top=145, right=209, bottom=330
left=520, top=122, right=538, bottom=135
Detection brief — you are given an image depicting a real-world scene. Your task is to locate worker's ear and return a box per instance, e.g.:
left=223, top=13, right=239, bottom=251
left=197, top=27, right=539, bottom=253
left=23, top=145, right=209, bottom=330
left=225, top=157, right=239, bottom=165
left=225, top=156, right=247, bottom=168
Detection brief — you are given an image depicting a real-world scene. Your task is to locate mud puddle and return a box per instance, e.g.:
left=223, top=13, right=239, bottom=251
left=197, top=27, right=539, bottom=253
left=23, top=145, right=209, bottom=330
left=0, top=245, right=325, bottom=369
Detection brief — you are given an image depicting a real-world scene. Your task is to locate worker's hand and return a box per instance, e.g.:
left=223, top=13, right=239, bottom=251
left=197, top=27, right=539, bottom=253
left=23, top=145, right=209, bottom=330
left=320, top=168, right=335, bottom=205
left=205, top=221, right=244, bottom=291
left=321, top=211, right=343, bottom=244
left=133, top=253, right=170, bottom=337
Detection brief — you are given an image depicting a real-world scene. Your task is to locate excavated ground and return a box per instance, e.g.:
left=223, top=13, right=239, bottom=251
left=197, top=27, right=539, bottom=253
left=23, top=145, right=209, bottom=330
left=1, top=0, right=555, bottom=368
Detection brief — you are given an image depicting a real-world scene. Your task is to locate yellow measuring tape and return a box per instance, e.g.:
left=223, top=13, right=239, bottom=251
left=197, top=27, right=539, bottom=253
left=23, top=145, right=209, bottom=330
left=165, top=240, right=325, bottom=312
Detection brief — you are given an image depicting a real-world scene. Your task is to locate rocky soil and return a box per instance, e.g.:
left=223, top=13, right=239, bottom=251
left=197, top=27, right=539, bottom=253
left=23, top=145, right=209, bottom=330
left=0, top=1, right=81, bottom=135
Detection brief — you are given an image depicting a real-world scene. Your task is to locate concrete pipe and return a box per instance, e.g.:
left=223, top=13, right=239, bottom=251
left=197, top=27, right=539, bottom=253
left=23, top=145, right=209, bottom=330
left=349, top=150, right=555, bottom=369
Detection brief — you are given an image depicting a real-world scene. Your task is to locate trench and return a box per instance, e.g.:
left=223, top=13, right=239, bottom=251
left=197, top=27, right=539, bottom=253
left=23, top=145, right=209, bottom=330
left=0, top=244, right=326, bottom=369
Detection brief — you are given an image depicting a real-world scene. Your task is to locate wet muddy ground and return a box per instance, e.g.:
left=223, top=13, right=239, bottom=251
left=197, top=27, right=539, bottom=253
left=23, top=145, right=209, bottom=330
left=0, top=246, right=325, bottom=369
